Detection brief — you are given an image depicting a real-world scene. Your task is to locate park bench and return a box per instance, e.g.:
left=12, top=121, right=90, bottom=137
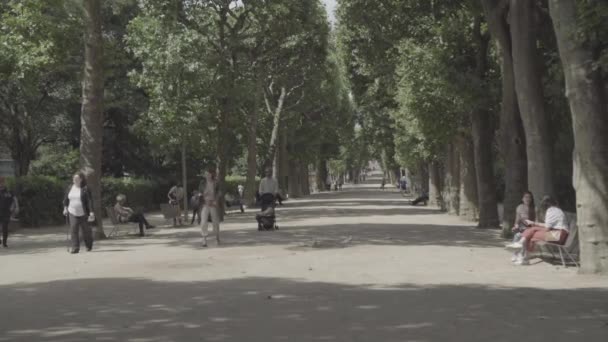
left=160, top=203, right=178, bottom=225
left=536, top=212, right=579, bottom=268
left=106, top=206, right=140, bottom=238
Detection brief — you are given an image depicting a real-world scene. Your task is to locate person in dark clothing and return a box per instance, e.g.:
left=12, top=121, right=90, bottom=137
left=62, top=172, right=95, bottom=254
left=190, top=191, right=203, bottom=225
left=0, top=176, right=19, bottom=248
left=114, top=194, right=155, bottom=236
left=411, top=193, right=429, bottom=206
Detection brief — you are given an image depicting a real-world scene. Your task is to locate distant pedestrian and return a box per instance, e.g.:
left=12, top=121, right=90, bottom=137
left=190, top=191, right=203, bottom=225
left=380, top=177, right=386, bottom=190
left=63, top=172, right=94, bottom=254
left=200, top=170, right=221, bottom=247
left=168, top=181, right=184, bottom=226
left=0, top=177, right=19, bottom=248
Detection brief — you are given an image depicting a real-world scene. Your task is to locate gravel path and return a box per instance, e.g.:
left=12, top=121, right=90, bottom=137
left=1, top=174, right=606, bottom=341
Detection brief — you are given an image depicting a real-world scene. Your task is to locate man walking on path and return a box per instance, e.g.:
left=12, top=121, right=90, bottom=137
left=0, top=177, right=19, bottom=248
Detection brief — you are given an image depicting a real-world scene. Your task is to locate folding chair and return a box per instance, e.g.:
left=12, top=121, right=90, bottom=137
left=106, top=207, right=139, bottom=238
left=537, top=214, right=580, bottom=268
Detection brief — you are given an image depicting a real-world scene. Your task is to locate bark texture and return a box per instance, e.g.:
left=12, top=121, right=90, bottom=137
left=428, top=160, right=444, bottom=209
left=549, top=0, right=608, bottom=274
left=80, top=0, right=105, bottom=238
left=458, top=135, right=479, bottom=221
left=509, top=0, right=555, bottom=199
left=482, top=0, right=528, bottom=235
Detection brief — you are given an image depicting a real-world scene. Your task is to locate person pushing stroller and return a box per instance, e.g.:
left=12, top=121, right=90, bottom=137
left=256, top=168, right=280, bottom=230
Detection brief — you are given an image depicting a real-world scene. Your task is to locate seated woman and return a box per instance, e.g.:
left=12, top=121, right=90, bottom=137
left=114, top=194, right=155, bottom=237
left=506, top=196, right=569, bottom=265
left=510, top=191, right=536, bottom=262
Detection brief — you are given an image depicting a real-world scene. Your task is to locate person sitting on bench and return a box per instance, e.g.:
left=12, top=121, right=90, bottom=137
left=411, top=192, right=429, bottom=206
left=114, top=194, right=155, bottom=236
left=505, top=195, right=569, bottom=266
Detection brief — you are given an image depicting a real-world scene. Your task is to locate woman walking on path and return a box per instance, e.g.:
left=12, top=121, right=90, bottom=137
left=63, top=172, right=95, bottom=254
left=199, top=170, right=221, bottom=247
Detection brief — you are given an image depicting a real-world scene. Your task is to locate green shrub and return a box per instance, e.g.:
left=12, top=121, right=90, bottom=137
left=6, top=176, right=66, bottom=227
left=101, top=178, right=160, bottom=212
left=224, top=176, right=259, bottom=197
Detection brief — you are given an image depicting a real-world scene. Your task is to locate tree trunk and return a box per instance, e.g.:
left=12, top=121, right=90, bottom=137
left=245, top=79, right=260, bottom=207
left=302, top=162, right=311, bottom=195
left=316, top=158, right=328, bottom=192
left=458, top=135, right=479, bottom=221
left=288, top=157, right=302, bottom=198
left=482, top=0, right=528, bottom=235
left=181, top=142, right=188, bottom=221
left=265, top=86, right=287, bottom=169
left=429, top=160, right=444, bottom=209
left=549, top=0, right=608, bottom=274
left=443, top=142, right=461, bottom=215
left=279, top=128, right=289, bottom=192
left=216, top=99, right=230, bottom=221
left=509, top=0, right=555, bottom=199
left=80, top=0, right=105, bottom=238
left=471, top=15, right=499, bottom=228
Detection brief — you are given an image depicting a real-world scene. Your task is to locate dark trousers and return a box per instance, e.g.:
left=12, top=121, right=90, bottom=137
left=128, top=213, right=150, bottom=235
left=1, top=217, right=9, bottom=246
left=69, top=214, right=93, bottom=251
left=191, top=207, right=202, bottom=225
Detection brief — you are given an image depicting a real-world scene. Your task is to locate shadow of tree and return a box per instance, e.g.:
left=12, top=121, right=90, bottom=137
left=0, top=277, right=606, bottom=342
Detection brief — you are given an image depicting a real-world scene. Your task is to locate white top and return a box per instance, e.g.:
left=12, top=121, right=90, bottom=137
left=203, top=181, right=217, bottom=203
left=68, top=185, right=85, bottom=217
left=259, top=177, right=279, bottom=195
left=545, top=207, right=568, bottom=231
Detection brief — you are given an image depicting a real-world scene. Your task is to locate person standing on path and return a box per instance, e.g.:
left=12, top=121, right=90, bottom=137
left=200, top=170, right=221, bottom=247
left=0, top=177, right=19, bottom=248
left=168, top=182, right=184, bottom=226
left=259, top=168, right=283, bottom=205
left=63, top=172, right=95, bottom=254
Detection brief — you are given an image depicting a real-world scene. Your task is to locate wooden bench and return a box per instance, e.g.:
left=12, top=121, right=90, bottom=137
left=537, top=212, right=579, bottom=268
left=106, top=207, right=140, bottom=238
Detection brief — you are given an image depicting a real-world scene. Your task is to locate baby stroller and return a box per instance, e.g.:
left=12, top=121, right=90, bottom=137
left=256, top=193, right=279, bottom=231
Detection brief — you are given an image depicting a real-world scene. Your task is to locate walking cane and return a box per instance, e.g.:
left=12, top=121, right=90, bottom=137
left=65, top=213, right=71, bottom=253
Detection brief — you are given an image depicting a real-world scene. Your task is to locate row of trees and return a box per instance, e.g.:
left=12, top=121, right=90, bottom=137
left=1, top=1, right=361, bottom=237
left=336, top=0, right=607, bottom=274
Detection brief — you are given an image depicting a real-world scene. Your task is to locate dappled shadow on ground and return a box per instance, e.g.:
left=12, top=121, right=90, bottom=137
left=79, top=220, right=503, bottom=253
left=0, top=277, right=606, bottom=342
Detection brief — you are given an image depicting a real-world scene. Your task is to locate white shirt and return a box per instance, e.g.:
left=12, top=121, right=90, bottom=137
left=545, top=207, right=568, bottom=231
left=259, top=177, right=278, bottom=195
left=203, top=181, right=217, bottom=203
left=68, top=185, right=85, bottom=217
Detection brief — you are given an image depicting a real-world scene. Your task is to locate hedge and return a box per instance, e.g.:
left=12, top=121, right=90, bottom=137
left=6, top=175, right=260, bottom=227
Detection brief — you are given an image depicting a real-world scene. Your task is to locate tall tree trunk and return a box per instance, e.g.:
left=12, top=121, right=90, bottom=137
left=265, top=86, right=287, bottom=169
left=181, top=142, right=188, bottom=221
left=301, top=161, right=310, bottom=195
left=482, top=0, right=528, bottom=235
left=80, top=0, right=105, bottom=238
left=549, top=0, right=608, bottom=274
left=288, top=157, right=302, bottom=198
left=471, top=16, right=499, bottom=228
left=316, top=158, right=328, bottom=192
left=429, top=160, right=444, bottom=209
left=509, top=0, right=555, bottom=198
left=443, top=142, right=461, bottom=215
left=279, top=128, right=289, bottom=192
left=458, top=135, right=479, bottom=221
left=216, top=99, right=230, bottom=221
left=245, top=78, right=260, bottom=207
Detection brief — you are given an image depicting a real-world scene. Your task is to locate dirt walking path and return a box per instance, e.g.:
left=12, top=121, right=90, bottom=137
left=0, top=173, right=606, bottom=341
